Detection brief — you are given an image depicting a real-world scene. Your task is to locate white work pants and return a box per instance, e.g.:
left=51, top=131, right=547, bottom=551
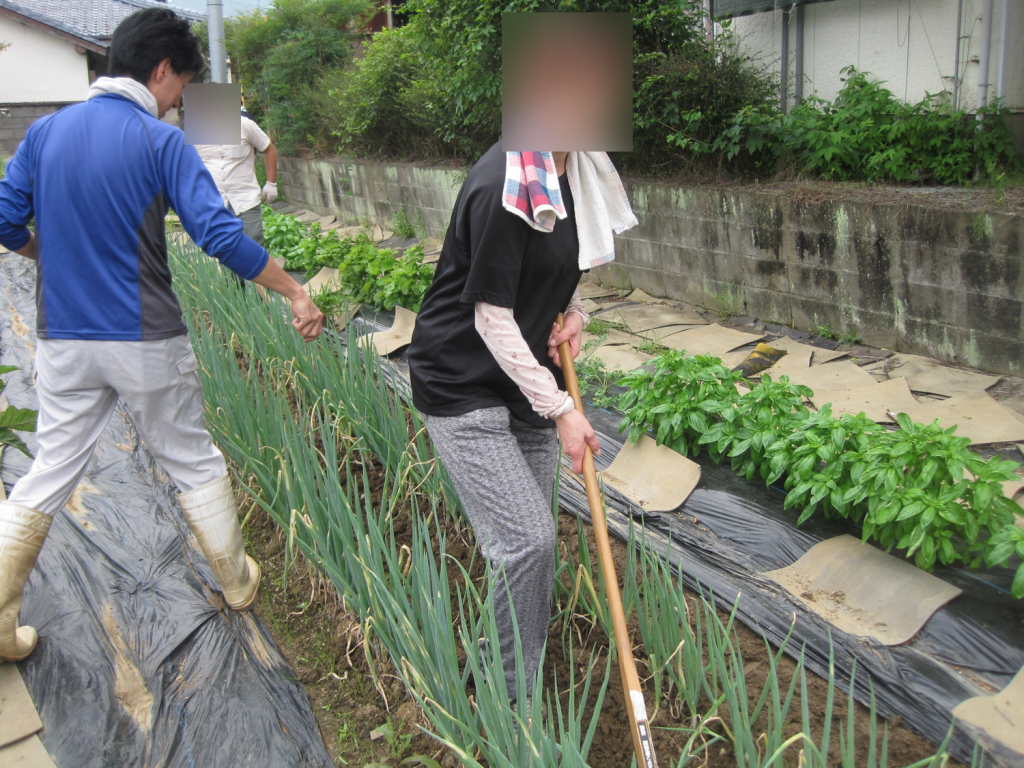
left=9, top=336, right=227, bottom=516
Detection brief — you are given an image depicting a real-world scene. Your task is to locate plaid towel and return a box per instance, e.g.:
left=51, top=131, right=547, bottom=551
left=502, top=151, right=566, bottom=232
left=502, top=151, right=637, bottom=270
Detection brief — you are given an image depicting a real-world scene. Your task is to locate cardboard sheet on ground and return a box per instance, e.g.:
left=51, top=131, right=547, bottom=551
left=303, top=267, right=341, bottom=296
left=587, top=344, right=652, bottom=373
left=952, top=666, right=1024, bottom=758
left=764, top=535, right=962, bottom=645
left=903, top=392, right=1024, bottom=445
left=0, top=734, right=57, bottom=768
left=420, top=237, right=443, bottom=255
left=365, top=307, right=417, bottom=356
left=582, top=328, right=637, bottom=349
left=808, top=346, right=850, bottom=366
left=371, top=224, right=394, bottom=243
left=600, top=434, right=701, bottom=512
left=0, top=664, right=42, bottom=749
left=1003, top=478, right=1024, bottom=499
left=297, top=211, right=321, bottom=223
left=781, top=359, right=878, bottom=391
left=810, top=377, right=921, bottom=422
left=578, top=282, right=617, bottom=300
left=316, top=214, right=336, bottom=227
left=887, top=354, right=1000, bottom=396
left=999, top=396, right=1024, bottom=424
left=660, top=324, right=765, bottom=357
left=333, top=226, right=364, bottom=239
left=596, top=303, right=706, bottom=333
left=764, top=337, right=813, bottom=370
left=624, top=288, right=668, bottom=304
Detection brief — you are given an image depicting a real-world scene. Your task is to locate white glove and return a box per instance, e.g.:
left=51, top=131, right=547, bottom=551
left=261, top=182, right=278, bottom=205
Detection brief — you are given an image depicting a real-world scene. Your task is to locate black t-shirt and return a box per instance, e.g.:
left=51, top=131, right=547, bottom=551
left=408, top=142, right=582, bottom=428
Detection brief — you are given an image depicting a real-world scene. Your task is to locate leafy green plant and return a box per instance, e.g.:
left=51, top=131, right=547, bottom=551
left=309, top=285, right=352, bottom=321
left=575, top=342, right=624, bottom=410
left=392, top=207, right=417, bottom=239
left=585, top=318, right=617, bottom=335
left=262, top=206, right=313, bottom=268
left=335, top=236, right=434, bottom=312
left=619, top=344, right=1024, bottom=597
left=0, top=365, right=36, bottom=457
left=618, top=350, right=742, bottom=459
left=701, top=67, right=1019, bottom=184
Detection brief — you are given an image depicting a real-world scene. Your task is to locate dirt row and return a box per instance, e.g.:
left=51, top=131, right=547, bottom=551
left=240, top=477, right=950, bottom=768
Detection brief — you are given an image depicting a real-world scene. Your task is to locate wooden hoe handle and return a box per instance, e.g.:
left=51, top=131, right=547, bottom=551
left=556, top=314, right=658, bottom=768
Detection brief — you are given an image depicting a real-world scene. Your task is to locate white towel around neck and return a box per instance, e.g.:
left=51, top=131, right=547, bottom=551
left=87, top=76, right=159, bottom=118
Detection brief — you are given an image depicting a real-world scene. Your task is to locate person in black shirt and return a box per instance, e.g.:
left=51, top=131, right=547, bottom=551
left=408, top=143, right=602, bottom=700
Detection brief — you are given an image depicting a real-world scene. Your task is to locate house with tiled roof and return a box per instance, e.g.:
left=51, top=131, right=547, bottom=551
left=0, top=0, right=204, bottom=154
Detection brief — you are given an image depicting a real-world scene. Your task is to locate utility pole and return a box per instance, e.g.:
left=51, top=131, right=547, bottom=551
left=207, top=0, right=227, bottom=83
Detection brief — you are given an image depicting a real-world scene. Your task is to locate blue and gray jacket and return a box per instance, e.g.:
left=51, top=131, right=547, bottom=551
left=0, top=93, right=268, bottom=341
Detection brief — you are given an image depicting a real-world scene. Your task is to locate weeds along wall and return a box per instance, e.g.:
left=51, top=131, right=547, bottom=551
left=167, top=240, right=962, bottom=768
left=278, top=155, right=1024, bottom=375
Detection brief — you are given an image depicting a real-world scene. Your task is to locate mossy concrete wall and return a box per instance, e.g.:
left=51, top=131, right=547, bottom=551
left=279, top=156, right=1024, bottom=375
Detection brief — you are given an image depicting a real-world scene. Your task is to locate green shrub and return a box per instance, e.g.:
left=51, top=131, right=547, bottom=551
left=226, top=0, right=371, bottom=155
left=328, top=23, right=445, bottom=158
left=404, top=0, right=774, bottom=166
left=698, top=67, right=1018, bottom=183
left=630, top=37, right=776, bottom=175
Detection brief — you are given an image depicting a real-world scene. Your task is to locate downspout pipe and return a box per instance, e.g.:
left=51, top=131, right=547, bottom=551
left=995, top=0, right=1011, bottom=101
left=976, top=0, right=994, bottom=112
left=207, top=0, right=228, bottom=83
left=952, top=0, right=963, bottom=108
left=794, top=3, right=805, bottom=105
left=781, top=6, right=789, bottom=114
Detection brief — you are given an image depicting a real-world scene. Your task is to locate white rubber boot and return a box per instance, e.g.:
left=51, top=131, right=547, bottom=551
left=178, top=476, right=260, bottom=611
left=0, top=502, right=51, bottom=661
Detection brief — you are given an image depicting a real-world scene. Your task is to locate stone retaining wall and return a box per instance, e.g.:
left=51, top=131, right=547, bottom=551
left=278, top=156, right=1023, bottom=375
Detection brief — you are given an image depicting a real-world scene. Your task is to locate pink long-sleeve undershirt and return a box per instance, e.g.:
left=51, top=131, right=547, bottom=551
left=474, top=287, right=590, bottom=420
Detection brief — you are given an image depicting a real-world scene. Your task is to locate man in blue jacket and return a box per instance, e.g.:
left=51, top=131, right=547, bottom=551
left=0, top=8, right=324, bottom=661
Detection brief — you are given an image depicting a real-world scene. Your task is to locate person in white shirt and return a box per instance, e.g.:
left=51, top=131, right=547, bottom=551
left=195, top=114, right=278, bottom=245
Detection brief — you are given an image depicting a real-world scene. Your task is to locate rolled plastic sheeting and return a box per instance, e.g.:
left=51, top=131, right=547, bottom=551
left=0, top=255, right=333, bottom=768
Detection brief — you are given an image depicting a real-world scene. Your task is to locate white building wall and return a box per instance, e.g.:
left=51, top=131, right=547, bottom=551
left=0, top=15, right=90, bottom=104
left=731, top=0, right=1024, bottom=112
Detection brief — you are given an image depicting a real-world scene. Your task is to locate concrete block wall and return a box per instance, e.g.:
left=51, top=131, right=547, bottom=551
left=0, top=104, right=69, bottom=156
left=277, top=157, right=463, bottom=237
left=278, top=156, right=1024, bottom=375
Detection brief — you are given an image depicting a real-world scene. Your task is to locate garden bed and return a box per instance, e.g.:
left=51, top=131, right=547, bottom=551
left=168, top=236, right=978, bottom=767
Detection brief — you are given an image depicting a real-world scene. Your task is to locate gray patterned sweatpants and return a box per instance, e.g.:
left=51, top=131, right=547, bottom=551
left=425, top=407, right=558, bottom=698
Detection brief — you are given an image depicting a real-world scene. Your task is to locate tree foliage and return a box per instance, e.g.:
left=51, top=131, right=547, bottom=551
left=225, top=0, right=372, bottom=154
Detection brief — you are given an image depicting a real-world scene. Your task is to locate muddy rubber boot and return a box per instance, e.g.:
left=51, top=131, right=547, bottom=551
left=178, top=475, right=261, bottom=611
left=0, top=502, right=52, bottom=662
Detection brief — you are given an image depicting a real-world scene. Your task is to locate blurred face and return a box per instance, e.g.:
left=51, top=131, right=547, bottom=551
left=147, top=58, right=193, bottom=118
left=502, top=13, right=633, bottom=152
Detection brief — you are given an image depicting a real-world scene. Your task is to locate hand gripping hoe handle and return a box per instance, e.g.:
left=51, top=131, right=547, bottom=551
left=556, top=314, right=658, bottom=768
